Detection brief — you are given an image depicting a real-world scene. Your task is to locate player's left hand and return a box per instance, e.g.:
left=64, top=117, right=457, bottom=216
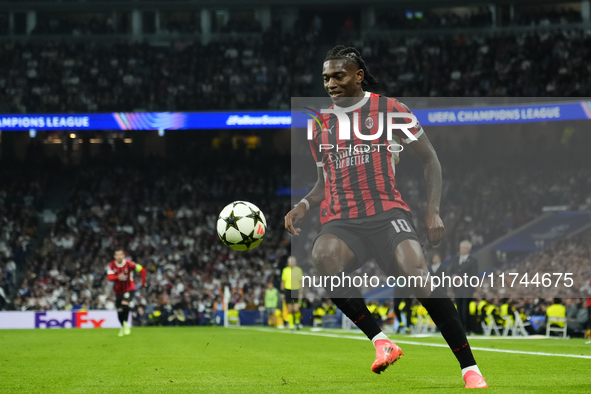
left=424, top=212, right=444, bottom=247
left=284, top=203, right=306, bottom=236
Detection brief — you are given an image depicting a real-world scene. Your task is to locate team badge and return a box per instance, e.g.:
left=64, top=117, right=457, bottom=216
left=365, top=116, right=374, bottom=129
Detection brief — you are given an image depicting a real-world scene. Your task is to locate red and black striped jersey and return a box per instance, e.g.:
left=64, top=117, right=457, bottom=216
left=309, top=92, right=423, bottom=225
left=107, top=260, right=139, bottom=295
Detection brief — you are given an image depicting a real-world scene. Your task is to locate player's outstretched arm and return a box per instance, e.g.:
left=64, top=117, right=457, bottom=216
left=408, top=133, right=445, bottom=247
left=107, top=268, right=118, bottom=282
left=135, top=263, right=147, bottom=286
left=285, top=167, right=324, bottom=236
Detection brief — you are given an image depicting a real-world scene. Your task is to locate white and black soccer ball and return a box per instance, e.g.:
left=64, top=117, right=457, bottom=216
left=217, top=201, right=267, bottom=251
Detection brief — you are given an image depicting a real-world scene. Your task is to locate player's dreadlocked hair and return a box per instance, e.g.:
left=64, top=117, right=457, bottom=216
left=324, top=45, right=378, bottom=87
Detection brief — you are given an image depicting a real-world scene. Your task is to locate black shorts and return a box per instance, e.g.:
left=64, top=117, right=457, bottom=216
left=283, top=289, right=299, bottom=304
left=115, top=290, right=135, bottom=308
left=314, top=208, right=420, bottom=276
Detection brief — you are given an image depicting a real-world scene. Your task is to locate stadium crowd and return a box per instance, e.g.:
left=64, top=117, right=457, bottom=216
left=0, top=152, right=292, bottom=322
left=1, top=131, right=589, bottom=331
left=1, top=6, right=590, bottom=331
left=0, top=166, right=48, bottom=309
left=360, top=30, right=590, bottom=98
left=0, top=28, right=317, bottom=113
left=488, top=228, right=591, bottom=298
left=1, top=29, right=591, bottom=113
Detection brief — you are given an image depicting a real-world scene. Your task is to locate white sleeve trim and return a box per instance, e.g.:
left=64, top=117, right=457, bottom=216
left=107, top=270, right=115, bottom=275
left=403, top=127, right=424, bottom=144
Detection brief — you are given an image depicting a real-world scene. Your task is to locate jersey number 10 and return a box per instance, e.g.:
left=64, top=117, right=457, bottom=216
left=391, top=219, right=412, bottom=233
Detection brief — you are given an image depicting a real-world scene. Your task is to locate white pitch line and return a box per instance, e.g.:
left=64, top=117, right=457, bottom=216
left=312, top=329, right=551, bottom=340
left=234, top=326, right=591, bottom=360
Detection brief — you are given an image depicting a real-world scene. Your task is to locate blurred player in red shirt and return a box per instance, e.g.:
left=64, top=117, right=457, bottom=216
left=107, top=249, right=146, bottom=337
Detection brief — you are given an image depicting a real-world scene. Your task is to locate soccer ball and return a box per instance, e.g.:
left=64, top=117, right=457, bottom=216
left=217, top=201, right=267, bottom=251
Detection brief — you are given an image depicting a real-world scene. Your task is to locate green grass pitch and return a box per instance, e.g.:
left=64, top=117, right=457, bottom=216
left=1, top=326, right=590, bottom=393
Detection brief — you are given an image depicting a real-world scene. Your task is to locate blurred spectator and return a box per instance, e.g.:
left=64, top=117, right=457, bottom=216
left=565, top=299, right=588, bottom=337
left=2, top=28, right=590, bottom=113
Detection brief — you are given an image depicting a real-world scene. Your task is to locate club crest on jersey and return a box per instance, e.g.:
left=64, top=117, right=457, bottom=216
left=365, top=116, right=374, bottom=129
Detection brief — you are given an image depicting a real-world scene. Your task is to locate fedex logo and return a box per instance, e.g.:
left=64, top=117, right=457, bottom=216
left=35, top=312, right=105, bottom=329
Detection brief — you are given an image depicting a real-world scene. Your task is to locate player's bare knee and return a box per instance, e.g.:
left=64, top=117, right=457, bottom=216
left=395, top=240, right=428, bottom=273
left=121, top=301, right=129, bottom=306
left=311, top=247, right=340, bottom=276
left=312, top=236, right=355, bottom=276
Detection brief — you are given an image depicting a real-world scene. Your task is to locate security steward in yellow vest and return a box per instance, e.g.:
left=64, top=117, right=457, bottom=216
left=546, top=298, right=566, bottom=328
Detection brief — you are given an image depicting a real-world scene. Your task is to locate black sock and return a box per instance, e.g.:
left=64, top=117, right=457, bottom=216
left=122, top=305, right=130, bottom=324
left=419, top=288, right=476, bottom=369
left=331, top=287, right=381, bottom=340
left=404, top=299, right=412, bottom=330
left=117, top=309, right=125, bottom=325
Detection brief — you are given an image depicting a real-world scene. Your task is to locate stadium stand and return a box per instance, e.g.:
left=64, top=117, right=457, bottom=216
left=1, top=3, right=590, bottom=332
left=0, top=149, right=292, bottom=323
left=1, top=128, right=588, bottom=331
left=1, top=30, right=591, bottom=113
left=491, top=228, right=591, bottom=298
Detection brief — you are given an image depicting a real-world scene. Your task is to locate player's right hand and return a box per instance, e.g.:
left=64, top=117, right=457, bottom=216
left=425, top=212, right=445, bottom=248
left=284, top=203, right=306, bottom=236
left=118, top=273, right=127, bottom=281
